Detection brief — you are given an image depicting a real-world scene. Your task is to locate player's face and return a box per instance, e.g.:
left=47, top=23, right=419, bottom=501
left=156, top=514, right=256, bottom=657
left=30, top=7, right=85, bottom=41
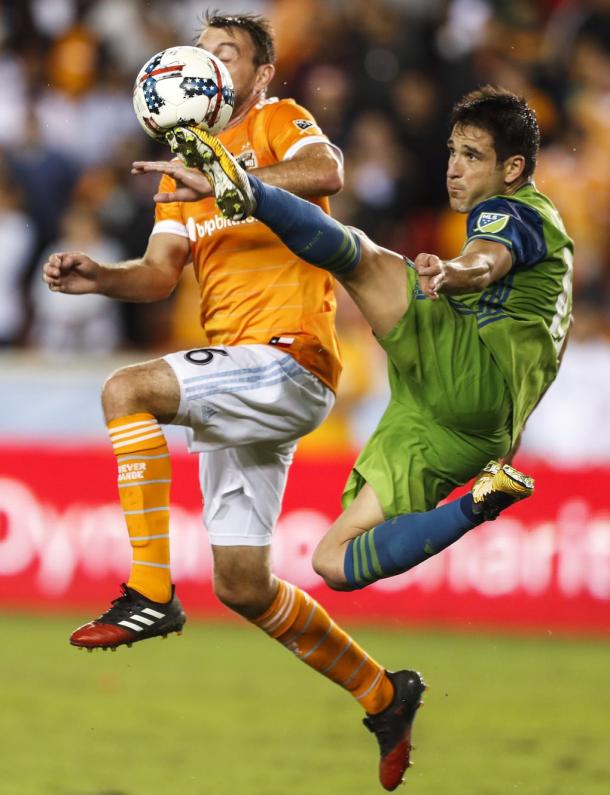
left=446, top=124, right=508, bottom=213
left=198, top=26, right=268, bottom=112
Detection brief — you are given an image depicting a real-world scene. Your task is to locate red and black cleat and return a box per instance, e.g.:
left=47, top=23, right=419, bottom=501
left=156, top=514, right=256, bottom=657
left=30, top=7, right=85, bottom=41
left=70, top=583, right=186, bottom=651
left=363, top=669, right=427, bottom=791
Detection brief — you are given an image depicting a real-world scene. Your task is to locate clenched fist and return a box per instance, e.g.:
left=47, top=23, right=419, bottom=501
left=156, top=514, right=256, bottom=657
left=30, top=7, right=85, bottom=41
left=414, top=252, right=446, bottom=300
left=43, top=252, right=102, bottom=295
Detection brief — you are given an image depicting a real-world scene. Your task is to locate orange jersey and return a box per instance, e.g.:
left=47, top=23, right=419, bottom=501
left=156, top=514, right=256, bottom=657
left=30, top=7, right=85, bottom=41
left=153, top=98, right=342, bottom=393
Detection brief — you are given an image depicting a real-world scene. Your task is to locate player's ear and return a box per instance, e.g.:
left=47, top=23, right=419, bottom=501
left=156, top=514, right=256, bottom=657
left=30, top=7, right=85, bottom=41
left=503, top=154, right=526, bottom=186
left=254, top=63, right=275, bottom=94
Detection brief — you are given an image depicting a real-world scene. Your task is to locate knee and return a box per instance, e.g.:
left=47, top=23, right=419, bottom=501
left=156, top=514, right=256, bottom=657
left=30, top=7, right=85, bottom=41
left=102, top=367, right=146, bottom=419
left=213, top=573, right=274, bottom=619
left=312, top=542, right=347, bottom=591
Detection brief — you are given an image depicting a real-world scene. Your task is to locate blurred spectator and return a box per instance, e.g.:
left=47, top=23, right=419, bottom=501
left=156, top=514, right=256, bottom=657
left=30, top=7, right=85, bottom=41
left=0, top=160, right=36, bottom=345
left=390, top=69, right=448, bottom=208
left=36, top=52, right=142, bottom=167
left=29, top=201, right=124, bottom=356
left=335, top=111, right=414, bottom=245
left=4, top=107, right=81, bottom=253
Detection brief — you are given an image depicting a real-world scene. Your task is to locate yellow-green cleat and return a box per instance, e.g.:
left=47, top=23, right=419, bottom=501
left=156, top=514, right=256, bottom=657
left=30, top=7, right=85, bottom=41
left=165, top=125, right=255, bottom=221
left=471, top=460, right=534, bottom=521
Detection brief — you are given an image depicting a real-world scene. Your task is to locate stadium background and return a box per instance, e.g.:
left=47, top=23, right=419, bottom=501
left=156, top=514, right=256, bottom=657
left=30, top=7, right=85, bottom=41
left=0, top=2, right=609, bottom=793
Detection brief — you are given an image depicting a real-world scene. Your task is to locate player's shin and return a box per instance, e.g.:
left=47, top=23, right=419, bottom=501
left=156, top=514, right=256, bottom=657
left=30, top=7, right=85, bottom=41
left=247, top=174, right=362, bottom=276
left=108, top=412, right=173, bottom=603
left=344, top=496, right=481, bottom=588
left=343, top=460, right=535, bottom=588
left=251, top=579, right=394, bottom=714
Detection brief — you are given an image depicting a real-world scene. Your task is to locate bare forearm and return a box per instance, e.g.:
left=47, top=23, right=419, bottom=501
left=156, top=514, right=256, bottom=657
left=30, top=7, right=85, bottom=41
left=441, top=252, right=497, bottom=294
left=98, top=259, right=178, bottom=302
left=251, top=154, right=342, bottom=199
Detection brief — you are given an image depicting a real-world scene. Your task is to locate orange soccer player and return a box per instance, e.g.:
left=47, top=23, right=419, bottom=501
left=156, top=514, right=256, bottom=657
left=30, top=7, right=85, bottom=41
left=43, top=12, right=425, bottom=791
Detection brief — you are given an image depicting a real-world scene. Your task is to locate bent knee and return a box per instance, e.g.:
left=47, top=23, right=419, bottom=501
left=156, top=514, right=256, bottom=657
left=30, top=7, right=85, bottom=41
left=312, top=543, right=348, bottom=591
left=102, top=360, right=179, bottom=423
left=103, top=367, right=138, bottom=401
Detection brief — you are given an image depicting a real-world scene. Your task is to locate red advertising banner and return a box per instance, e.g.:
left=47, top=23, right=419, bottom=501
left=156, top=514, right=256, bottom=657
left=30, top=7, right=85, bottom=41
left=1, top=444, right=608, bottom=634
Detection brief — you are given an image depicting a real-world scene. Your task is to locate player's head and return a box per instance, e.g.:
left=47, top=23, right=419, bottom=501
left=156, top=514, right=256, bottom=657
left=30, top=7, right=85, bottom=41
left=446, top=86, right=540, bottom=213
left=197, top=11, right=276, bottom=112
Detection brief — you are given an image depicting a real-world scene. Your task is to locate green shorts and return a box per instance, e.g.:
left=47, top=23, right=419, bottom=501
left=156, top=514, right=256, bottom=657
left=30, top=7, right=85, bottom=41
left=342, top=264, right=512, bottom=517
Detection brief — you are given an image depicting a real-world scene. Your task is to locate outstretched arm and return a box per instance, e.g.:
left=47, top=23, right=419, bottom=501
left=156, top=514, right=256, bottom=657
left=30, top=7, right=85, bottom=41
left=132, top=142, right=343, bottom=203
left=43, top=232, right=190, bottom=302
left=415, top=238, right=513, bottom=299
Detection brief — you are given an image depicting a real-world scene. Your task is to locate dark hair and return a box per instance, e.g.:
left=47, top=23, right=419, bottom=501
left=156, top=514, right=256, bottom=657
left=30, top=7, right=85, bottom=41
left=201, top=10, right=275, bottom=66
left=450, top=85, right=540, bottom=178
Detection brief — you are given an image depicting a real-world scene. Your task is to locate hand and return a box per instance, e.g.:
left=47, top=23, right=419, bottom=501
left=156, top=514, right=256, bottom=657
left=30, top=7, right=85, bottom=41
left=131, top=159, right=213, bottom=202
left=42, top=252, right=101, bottom=294
left=414, top=252, right=446, bottom=300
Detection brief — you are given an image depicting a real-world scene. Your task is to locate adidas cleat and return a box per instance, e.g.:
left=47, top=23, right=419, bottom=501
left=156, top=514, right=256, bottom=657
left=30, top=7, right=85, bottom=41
left=165, top=126, right=255, bottom=221
left=69, top=584, right=186, bottom=650
left=363, top=669, right=426, bottom=791
left=471, top=460, right=534, bottom=521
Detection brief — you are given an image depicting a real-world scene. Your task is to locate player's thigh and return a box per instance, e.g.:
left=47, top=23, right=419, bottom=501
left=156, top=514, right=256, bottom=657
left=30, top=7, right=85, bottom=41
left=200, top=440, right=294, bottom=548
left=164, top=344, right=334, bottom=450
left=378, top=269, right=512, bottom=434
left=339, top=232, right=409, bottom=338
left=343, top=399, right=510, bottom=518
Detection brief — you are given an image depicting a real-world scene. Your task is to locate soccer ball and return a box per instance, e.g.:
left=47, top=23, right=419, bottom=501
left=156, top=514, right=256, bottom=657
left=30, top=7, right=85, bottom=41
left=133, top=46, right=235, bottom=141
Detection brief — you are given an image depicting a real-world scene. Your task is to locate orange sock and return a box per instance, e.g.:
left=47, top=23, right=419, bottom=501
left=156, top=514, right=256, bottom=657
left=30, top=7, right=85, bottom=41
left=108, top=412, right=172, bottom=603
left=252, top=579, right=394, bottom=714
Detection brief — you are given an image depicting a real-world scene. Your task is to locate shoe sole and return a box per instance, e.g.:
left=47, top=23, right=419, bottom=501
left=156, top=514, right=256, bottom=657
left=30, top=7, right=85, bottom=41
left=165, top=126, right=254, bottom=221
left=70, top=617, right=186, bottom=651
left=73, top=629, right=185, bottom=652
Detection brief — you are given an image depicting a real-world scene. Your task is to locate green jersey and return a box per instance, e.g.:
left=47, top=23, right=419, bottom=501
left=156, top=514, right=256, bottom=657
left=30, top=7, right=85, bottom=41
left=454, top=183, right=573, bottom=442
left=342, top=183, right=573, bottom=517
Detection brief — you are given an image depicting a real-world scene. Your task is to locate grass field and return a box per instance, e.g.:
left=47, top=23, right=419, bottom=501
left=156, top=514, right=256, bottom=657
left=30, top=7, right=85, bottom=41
left=1, top=614, right=608, bottom=795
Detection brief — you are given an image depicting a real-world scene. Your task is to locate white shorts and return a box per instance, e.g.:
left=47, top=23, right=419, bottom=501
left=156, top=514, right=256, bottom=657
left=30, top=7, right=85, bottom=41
left=164, top=344, right=335, bottom=546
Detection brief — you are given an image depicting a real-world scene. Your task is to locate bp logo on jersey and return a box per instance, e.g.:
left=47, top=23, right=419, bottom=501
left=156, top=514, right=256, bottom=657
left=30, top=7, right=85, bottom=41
left=476, top=212, right=510, bottom=234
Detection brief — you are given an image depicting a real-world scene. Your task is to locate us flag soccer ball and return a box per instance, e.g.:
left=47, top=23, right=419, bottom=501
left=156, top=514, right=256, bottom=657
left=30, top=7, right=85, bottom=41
left=133, top=46, right=235, bottom=141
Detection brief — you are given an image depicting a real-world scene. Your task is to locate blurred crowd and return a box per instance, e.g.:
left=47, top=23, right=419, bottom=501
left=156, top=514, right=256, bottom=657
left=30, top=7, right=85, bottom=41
left=1, top=0, right=609, bottom=455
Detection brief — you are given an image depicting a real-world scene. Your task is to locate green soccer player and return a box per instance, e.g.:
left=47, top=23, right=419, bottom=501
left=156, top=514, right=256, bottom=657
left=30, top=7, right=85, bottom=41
left=143, top=84, right=573, bottom=593
left=131, top=84, right=572, bottom=787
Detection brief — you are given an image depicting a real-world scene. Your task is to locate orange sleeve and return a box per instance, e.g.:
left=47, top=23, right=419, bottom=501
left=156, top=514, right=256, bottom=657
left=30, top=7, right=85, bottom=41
left=262, top=100, right=333, bottom=162
left=154, top=174, right=182, bottom=224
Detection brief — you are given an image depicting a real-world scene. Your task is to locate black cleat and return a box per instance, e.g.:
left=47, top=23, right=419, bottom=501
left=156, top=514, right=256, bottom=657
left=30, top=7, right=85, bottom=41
left=363, top=669, right=426, bottom=791
left=70, top=584, right=186, bottom=650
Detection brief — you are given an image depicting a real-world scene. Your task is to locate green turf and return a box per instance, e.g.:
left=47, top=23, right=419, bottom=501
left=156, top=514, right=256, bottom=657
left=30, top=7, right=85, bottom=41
left=0, top=614, right=608, bottom=795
